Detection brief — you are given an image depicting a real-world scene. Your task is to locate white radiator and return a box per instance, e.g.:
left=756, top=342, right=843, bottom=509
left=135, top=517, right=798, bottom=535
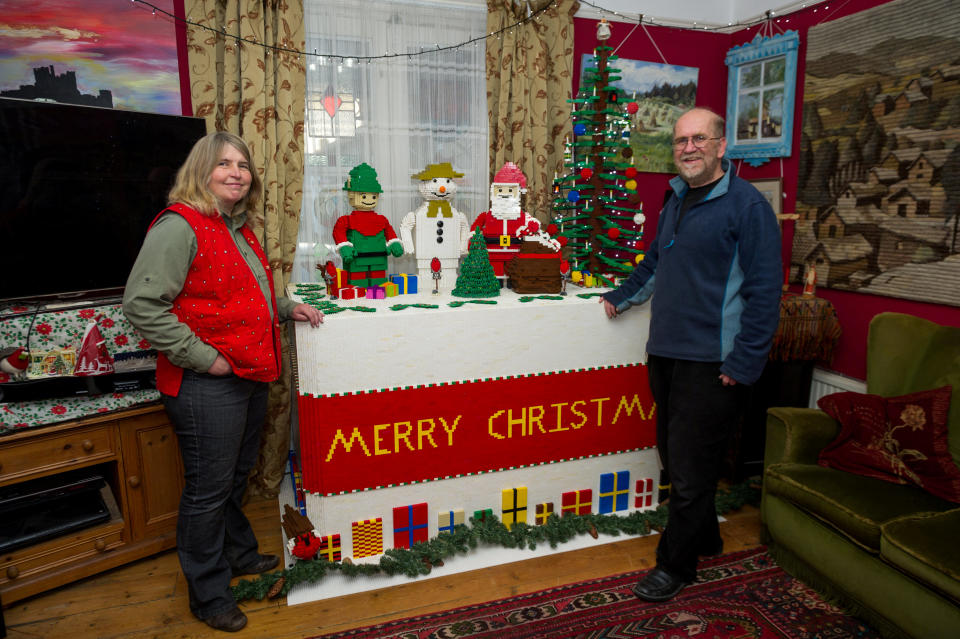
left=808, top=368, right=867, bottom=408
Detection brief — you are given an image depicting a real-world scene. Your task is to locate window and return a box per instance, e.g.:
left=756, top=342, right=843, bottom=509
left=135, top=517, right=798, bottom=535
left=294, top=0, right=488, bottom=282
left=724, top=31, right=799, bottom=167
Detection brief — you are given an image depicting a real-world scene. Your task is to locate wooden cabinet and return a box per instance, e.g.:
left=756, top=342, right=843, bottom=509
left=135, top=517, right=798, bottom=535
left=0, top=404, right=182, bottom=605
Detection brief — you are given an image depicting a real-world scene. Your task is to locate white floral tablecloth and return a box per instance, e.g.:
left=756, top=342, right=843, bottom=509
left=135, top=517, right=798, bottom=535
left=0, top=302, right=159, bottom=434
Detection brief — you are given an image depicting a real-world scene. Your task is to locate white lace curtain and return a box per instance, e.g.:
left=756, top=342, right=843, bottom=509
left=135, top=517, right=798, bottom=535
left=294, top=0, right=489, bottom=281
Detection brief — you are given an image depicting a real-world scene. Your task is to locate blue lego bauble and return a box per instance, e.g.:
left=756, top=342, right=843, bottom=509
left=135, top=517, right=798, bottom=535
left=567, top=190, right=581, bottom=203
left=573, top=123, right=586, bottom=136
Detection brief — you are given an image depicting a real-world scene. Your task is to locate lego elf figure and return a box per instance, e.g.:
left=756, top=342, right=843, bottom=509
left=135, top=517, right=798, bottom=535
left=471, top=162, right=540, bottom=283
left=332, top=163, right=404, bottom=287
left=400, top=162, right=470, bottom=291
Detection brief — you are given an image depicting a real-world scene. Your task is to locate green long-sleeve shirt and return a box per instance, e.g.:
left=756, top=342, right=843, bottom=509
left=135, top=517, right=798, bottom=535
left=122, top=208, right=295, bottom=374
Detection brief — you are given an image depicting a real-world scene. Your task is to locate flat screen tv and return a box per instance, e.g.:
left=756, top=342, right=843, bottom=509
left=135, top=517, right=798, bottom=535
left=0, top=98, right=207, bottom=304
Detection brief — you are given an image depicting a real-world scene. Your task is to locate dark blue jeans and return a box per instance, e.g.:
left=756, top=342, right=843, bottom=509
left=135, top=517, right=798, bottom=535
left=162, top=371, right=268, bottom=619
left=647, top=354, right=745, bottom=582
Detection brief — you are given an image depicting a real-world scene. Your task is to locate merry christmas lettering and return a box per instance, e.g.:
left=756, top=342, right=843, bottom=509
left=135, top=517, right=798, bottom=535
left=323, top=394, right=654, bottom=461
left=488, top=394, right=654, bottom=439
left=299, top=365, right=656, bottom=494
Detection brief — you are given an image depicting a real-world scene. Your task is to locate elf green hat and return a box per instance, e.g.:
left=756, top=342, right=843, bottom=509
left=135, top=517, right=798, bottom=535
left=343, top=162, right=383, bottom=193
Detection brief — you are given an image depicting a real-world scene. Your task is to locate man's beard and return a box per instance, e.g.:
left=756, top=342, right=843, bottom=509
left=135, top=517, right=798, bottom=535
left=491, top=195, right=521, bottom=220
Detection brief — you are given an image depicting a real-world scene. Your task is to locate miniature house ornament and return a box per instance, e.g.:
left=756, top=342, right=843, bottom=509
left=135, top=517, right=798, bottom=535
left=400, top=162, right=470, bottom=291
left=332, top=163, right=404, bottom=288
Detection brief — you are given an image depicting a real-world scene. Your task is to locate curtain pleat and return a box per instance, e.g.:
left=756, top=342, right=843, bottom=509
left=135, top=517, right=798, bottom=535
left=486, top=0, right=579, bottom=223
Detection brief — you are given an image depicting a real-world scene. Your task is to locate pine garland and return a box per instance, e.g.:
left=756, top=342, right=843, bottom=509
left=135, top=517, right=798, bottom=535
left=231, top=479, right=760, bottom=602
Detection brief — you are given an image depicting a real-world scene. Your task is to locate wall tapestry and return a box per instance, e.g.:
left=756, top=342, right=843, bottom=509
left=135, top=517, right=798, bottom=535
left=580, top=54, right=698, bottom=174
left=793, top=0, right=960, bottom=306
left=0, top=0, right=181, bottom=114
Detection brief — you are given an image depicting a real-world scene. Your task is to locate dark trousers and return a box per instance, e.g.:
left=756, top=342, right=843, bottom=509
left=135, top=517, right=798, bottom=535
left=162, top=371, right=268, bottom=619
left=647, top=354, right=744, bottom=582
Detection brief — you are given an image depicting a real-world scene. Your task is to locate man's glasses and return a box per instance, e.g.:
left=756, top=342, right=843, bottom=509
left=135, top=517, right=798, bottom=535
left=673, top=135, right=722, bottom=150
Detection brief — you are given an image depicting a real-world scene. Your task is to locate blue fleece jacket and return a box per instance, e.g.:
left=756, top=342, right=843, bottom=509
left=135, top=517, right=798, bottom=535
left=602, top=159, right=782, bottom=385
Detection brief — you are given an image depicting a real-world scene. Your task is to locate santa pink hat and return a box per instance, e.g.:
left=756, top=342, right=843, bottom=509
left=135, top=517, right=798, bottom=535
left=492, top=162, right=527, bottom=191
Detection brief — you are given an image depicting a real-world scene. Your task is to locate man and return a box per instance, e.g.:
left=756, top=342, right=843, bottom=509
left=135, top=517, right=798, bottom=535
left=601, top=107, right=782, bottom=601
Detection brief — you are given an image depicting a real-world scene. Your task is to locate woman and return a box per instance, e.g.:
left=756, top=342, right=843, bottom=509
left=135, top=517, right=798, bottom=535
left=123, top=131, right=322, bottom=632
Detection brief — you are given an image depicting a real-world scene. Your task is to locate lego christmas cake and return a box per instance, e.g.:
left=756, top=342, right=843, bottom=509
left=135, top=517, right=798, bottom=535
left=506, top=232, right=562, bottom=293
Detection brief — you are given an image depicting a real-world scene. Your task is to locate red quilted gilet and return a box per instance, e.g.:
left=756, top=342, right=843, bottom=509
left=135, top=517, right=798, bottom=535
left=151, top=203, right=281, bottom=396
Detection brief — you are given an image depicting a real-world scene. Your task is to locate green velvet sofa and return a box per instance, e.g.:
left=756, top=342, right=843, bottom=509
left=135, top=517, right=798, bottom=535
left=762, top=312, right=960, bottom=639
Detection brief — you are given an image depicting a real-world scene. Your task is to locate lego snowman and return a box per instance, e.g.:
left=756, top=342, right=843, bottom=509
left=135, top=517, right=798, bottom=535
left=400, top=163, right=470, bottom=290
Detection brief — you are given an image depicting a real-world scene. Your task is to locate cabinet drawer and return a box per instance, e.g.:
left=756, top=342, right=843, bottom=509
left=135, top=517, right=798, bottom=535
left=0, top=425, right=117, bottom=485
left=0, top=519, right=124, bottom=587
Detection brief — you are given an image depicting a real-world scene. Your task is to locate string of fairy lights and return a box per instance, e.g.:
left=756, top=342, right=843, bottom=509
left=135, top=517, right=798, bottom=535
left=129, top=0, right=846, bottom=63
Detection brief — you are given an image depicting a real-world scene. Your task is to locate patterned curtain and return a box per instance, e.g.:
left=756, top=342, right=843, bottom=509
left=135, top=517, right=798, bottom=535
left=486, top=0, right=579, bottom=223
left=184, top=0, right=306, bottom=497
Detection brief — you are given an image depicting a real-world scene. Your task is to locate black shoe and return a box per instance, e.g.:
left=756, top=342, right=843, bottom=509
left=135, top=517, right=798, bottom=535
left=232, top=553, right=279, bottom=576
left=203, top=607, right=247, bottom=632
left=632, top=567, right=689, bottom=602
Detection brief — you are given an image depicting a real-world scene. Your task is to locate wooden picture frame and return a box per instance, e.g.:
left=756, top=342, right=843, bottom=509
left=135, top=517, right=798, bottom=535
left=724, top=31, right=800, bottom=167
left=748, top=177, right=784, bottom=216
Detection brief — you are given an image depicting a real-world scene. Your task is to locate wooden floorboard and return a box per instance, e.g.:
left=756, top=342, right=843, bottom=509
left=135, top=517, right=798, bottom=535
left=3, top=496, right=763, bottom=639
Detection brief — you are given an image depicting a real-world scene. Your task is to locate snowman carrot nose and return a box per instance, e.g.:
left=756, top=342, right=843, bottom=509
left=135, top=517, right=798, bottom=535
left=438, top=186, right=446, bottom=193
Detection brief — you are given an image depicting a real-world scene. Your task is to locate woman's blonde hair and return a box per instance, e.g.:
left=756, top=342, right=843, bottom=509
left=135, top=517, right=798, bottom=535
left=167, top=131, right=262, bottom=216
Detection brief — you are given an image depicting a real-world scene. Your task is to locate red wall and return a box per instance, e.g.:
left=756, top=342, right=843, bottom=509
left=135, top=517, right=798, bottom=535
left=574, top=0, right=960, bottom=381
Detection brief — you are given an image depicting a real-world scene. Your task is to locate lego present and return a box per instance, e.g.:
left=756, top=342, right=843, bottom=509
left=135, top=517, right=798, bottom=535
left=390, top=273, right=418, bottom=294
left=584, top=274, right=595, bottom=287
left=317, top=533, right=342, bottom=562
left=599, top=470, right=630, bottom=514
left=340, top=286, right=366, bottom=300
left=472, top=508, right=493, bottom=523
left=366, top=285, right=386, bottom=299
left=438, top=508, right=464, bottom=534
left=393, top=503, right=428, bottom=549
left=635, top=477, right=655, bottom=509
left=501, top=487, right=528, bottom=530
left=535, top=502, right=554, bottom=525
left=382, top=282, right=399, bottom=297
left=352, top=518, right=383, bottom=558
left=561, top=489, right=592, bottom=516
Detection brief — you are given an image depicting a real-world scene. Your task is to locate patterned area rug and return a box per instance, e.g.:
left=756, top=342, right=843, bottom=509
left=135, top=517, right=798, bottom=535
left=312, top=548, right=880, bottom=638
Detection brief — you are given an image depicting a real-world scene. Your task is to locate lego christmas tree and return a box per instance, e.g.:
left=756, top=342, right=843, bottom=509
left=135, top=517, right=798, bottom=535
left=452, top=228, right=501, bottom=298
left=552, top=23, right=645, bottom=287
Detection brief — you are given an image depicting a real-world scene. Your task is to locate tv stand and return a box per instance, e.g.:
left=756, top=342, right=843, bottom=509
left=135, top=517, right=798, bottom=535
left=0, top=403, right=182, bottom=605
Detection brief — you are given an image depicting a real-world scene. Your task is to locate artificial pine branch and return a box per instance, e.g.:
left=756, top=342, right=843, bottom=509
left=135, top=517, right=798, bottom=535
left=230, top=479, right=760, bottom=603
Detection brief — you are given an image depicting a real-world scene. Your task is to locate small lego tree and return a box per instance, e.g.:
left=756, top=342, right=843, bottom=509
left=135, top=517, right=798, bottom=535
left=452, top=228, right=501, bottom=298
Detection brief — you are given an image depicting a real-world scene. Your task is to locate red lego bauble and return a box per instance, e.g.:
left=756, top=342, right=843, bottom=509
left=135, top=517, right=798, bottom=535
left=546, top=223, right=559, bottom=236
left=607, top=228, right=621, bottom=239
left=580, top=167, right=594, bottom=180
left=627, top=102, right=639, bottom=114
left=557, top=236, right=569, bottom=248
left=625, top=167, right=638, bottom=178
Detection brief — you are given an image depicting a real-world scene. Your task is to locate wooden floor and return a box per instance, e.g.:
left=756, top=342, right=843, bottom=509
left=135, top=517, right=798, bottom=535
left=3, top=497, right=763, bottom=639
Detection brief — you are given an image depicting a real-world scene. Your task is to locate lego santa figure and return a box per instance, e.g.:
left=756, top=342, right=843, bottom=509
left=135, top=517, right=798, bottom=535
left=400, top=163, right=470, bottom=291
left=471, top=162, right=540, bottom=283
left=332, top=163, right=404, bottom=288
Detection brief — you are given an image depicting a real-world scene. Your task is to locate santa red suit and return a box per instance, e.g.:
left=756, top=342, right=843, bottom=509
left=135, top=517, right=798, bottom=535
left=470, top=211, right=540, bottom=277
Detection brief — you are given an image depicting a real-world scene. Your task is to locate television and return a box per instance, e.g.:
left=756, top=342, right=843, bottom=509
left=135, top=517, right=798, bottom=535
left=0, top=97, right=207, bottom=304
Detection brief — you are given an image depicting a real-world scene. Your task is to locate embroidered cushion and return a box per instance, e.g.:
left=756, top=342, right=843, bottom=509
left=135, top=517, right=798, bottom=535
left=818, top=386, right=960, bottom=503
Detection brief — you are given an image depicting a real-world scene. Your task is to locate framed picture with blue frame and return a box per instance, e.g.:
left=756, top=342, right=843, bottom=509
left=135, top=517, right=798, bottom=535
left=724, top=31, right=800, bottom=167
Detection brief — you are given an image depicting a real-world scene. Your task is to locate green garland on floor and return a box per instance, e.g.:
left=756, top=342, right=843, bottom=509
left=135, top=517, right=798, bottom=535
left=231, top=480, right=759, bottom=602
